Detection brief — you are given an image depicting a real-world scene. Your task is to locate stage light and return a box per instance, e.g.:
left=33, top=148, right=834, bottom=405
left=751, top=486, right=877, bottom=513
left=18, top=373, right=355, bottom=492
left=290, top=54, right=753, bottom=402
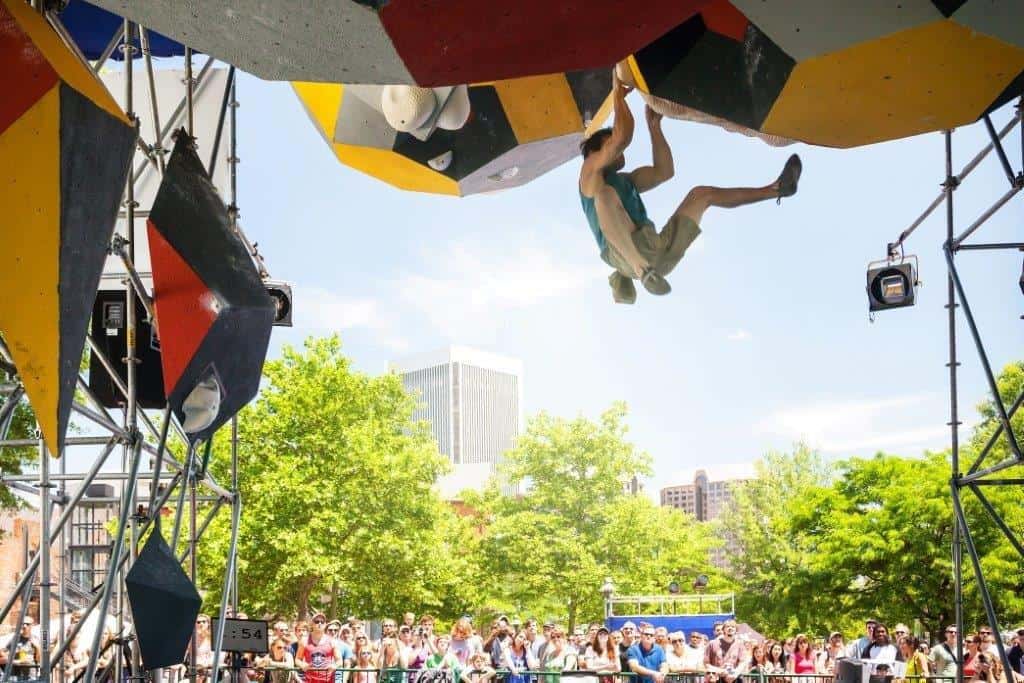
left=866, top=255, right=919, bottom=313
left=181, top=375, right=222, bottom=434
left=264, top=280, right=293, bottom=327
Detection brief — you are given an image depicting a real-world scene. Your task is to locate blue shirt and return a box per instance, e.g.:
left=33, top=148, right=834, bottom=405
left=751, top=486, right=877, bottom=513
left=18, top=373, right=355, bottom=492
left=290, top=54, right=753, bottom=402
left=627, top=643, right=666, bottom=683
left=579, top=171, right=654, bottom=252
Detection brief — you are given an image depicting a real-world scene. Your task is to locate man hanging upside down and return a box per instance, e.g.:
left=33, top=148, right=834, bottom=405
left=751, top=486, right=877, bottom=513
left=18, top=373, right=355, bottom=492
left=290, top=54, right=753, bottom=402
left=578, top=71, right=803, bottom=304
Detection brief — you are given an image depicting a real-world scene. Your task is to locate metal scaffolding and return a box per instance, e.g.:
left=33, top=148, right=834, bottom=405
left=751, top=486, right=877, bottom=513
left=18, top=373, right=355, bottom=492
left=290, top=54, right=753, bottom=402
left=893, top=100, right=1024, bottom=683
left=0, top=14, right=259, bottom=682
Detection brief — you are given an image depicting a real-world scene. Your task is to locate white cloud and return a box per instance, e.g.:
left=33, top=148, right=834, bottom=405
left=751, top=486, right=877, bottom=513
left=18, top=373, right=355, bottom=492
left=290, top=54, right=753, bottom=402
left=755, top=393, right=953, bottom=454
left=727, top=329, right=751, bottom=341
left=295, top=285, right=408, bottom=351
left=396, top=241, right=605, bottom=335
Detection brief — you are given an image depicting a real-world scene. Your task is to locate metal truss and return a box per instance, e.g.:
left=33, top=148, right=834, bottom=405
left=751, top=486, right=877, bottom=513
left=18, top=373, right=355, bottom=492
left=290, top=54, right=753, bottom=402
left=893, top=100, right=1024, bottom=683
left=0, top=13, right=262, bottom=683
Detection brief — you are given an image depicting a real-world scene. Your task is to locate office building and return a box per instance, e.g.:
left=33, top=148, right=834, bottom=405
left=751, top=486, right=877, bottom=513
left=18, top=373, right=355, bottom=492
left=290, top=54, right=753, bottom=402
left=389, top=346, right=523, bottom=498
left=660, top=463, right=755, bottom=521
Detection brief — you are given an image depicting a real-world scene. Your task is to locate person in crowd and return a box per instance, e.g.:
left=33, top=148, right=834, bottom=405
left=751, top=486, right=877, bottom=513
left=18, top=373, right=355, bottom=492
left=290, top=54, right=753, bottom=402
left=460, top=651, right=497, bottom=683
left=524, top=620, right=544, bottom=660
left=897, top=636, right=929, bottom=682
left=655, top=628, right=670, bottom=652
left=680, top=631, right=706, bottom=672
left=747, top=642, right=769, bottom=676
left=291, top=622, right=310, bottom=658
left=862, top=623, right=898, bottom=669
left=406, top=624, right=433, bottom=673
left=817, top=632, right=844, bottom=675
left=380, top=637, right=405, bottom=683
left=665, top=632, right=690, bottom=673
left=192, top=614, right=220, bottom=683
left=619, top=622, right=639, bottom=673
left=450, top=618, right=475, bottom=667
left=963, top=634, right=985, bottom=679
left=404, top=613, right=416, bottom=629
left=297, top=613, right=340, bottom=683
left=977, top=627, right=1000, bottom=658
left=893, top=626, right=911, bottom=661
left=970, top=654, right=997, bottom=683
left=788, top=634, right=816, bottom=677
left=705, top=620, right=745, bottom=683
left=326, top=620, right=354, bottom=682
left=1008, top=628, right=1024, bottom=677
left=765, top=640, right=787, bottom=674
left=850, top=620, right=879, bottom=660
left=503, top=628, right=540, bottom=683
left=2, top=616, right=41, bottom=681
left=930, top=626, right=960, bottom=679
left=628, top=626, right=667, bottom=683
left=257, top=637, right=299, bottom=683
left=63, top=634, right=91, bottom=680
left=542, top=626, right=579, bottom=679
left=426, top=635, right=461, bottom=672
left=713, top=623, right=724, bottom=639
left=583, top=625, right=620, bottom=683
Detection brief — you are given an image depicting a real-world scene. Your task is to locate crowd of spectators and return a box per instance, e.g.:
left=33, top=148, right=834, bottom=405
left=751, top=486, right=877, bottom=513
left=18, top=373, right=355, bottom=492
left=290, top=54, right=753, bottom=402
left=4, top=611, right=1024, bottom=683
left=176, top=614, right=1024, bottom=683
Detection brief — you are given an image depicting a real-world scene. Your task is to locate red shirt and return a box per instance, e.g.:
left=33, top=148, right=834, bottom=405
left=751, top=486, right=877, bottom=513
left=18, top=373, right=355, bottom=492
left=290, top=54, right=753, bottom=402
left=301, top=634, right=338, bottom=683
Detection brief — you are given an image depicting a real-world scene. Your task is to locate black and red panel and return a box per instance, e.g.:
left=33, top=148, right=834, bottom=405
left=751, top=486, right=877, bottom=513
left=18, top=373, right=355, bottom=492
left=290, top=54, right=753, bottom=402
left=147, top=130, right=274, bottom=443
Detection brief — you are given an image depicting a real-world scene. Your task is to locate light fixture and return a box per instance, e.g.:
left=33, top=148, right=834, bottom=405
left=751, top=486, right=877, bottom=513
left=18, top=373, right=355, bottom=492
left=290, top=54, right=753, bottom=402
left=264, top=280, right=293, bottom=327
left=181, top=374, right=222, bottom=434
left=692, top=574, right=709, bottom=592
left=866, top=254, right=919, bottom=313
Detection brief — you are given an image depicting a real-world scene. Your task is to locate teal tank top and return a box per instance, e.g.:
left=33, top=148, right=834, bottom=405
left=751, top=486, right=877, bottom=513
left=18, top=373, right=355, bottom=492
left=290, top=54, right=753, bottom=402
left=579, top=171, right=653, bottom=252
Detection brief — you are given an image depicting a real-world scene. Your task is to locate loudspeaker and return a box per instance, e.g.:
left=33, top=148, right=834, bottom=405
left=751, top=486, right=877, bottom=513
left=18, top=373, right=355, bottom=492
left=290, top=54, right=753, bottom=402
left=125, top=529, right=202, bottom=671
left=88, top=290, right=166, bottom=409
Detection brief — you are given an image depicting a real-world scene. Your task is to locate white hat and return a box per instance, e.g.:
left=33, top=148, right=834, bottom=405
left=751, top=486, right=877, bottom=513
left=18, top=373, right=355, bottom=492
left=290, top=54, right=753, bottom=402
left=381, top=85, right=437, bottom=133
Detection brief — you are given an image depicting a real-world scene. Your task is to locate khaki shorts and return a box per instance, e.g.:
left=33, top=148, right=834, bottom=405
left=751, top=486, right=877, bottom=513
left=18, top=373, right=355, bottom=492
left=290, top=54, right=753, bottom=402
left=600, top=214, right=702, bottom=304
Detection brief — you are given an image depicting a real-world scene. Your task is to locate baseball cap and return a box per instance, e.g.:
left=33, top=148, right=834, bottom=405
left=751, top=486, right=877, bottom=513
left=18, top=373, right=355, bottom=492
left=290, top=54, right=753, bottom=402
left=311, top=612, right=327, bottom=621
left=622, top=621, right=637, bottom=630
left=830, top=632, right=843, bottom=640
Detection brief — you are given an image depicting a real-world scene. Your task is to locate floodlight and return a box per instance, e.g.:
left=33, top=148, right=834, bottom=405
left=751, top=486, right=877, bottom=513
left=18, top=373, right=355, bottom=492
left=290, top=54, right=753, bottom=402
left=264, top=280, right=294, bottom=327
left=866, top=255, right=919, bottom=312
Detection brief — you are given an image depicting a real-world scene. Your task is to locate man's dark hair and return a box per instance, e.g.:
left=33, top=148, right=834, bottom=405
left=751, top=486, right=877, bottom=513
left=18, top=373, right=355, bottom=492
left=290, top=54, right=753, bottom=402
left=580, top=128, right=613, bottom=158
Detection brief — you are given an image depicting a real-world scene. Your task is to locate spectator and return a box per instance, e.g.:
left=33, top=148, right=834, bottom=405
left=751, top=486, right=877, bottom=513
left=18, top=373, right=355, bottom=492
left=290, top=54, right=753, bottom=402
left=862, top=624, right=898, bottom=668
left=461, top=651, right=497, bottom=683
left=713, top=623, right=724, bottom=639
left=849, top=620, right=878, bottom=660
left=893, top=625, right=911, bottom=661
left=404, top=613, right=417, bottom=629
left=788, top=634, right=815, bottom=676
left=897, top=636, right=929, bottom=681
left=681, top=632, right=706, bottom=672
left=380, top=637, right=405, bottom=683
left=406, top=624, right=433, bottom=672
left=291, top=622, right=310, bottom=658
left=297, top=613, right=340, bottom=683
left=655, top=628, right=670, bottom=652
left=583, top=626, right=620, bottom=679
left=63, top=634, right=90, bottom=680
left=327, top=620, right=354, bottom=673
left=541, top=627, right=578, bottom=676
left=524, top=620, right=544, bottom=659
left=747, top=642, right=769, bottom=676
left=665, top=632, right=690, bottom=673
left=977, top=626, right=1000, bottom=658
left=451, top=618, right=475, bottom=667
left=628, top=626, right=667, bottom=683
left=426, top=635, right=460, bottom=672
left=256, top=637, right=299, bottom=683
left=970, top=654, right=997, bottom=683
left=504, top=629, right=540, bottom=683
left=3, top=616, right=41, bottom=681
left=964, top=635, right=983, bottom=678
left=705, top=620, right=744, bottom=683
left=1007, top=628, right=1024, bottom=677
left=619, top=622, right=638, bottom=673
left=929, top=626, right=959, bottom=679
left=765, top=641, right=787, bottom=674
left=818, top=632, right=845, bottom=675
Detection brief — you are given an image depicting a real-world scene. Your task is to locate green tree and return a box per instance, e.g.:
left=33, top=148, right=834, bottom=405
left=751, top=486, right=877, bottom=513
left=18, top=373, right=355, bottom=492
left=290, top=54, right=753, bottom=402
left=0, top=357, right=38, bottom=513
left=470, top=403, right=721, bottom=630
left=194, top=335, right=478, bottom=620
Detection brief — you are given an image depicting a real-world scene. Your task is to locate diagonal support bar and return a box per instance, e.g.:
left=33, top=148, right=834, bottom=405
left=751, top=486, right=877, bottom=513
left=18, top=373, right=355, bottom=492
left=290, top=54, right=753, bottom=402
left=943, top=244, right=1023, bottom=460
left=966, top=483, right=1024, bottom=559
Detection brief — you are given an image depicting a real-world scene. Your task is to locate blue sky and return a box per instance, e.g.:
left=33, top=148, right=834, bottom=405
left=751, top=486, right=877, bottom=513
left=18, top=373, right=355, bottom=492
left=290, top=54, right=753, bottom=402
left=235, top=72, right=1023, bottom=493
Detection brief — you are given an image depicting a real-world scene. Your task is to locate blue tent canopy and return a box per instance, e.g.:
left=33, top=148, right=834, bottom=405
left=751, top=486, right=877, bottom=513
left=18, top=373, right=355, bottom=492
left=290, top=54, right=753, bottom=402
left=60, top=0, right=186, bottom=60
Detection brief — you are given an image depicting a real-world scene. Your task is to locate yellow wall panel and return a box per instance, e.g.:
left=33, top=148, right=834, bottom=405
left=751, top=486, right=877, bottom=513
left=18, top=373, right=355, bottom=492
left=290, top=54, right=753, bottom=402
left=761, top=20, right=1024, bottom=148
left=493, top=74, right=582, bottom=144
left=292, top=82, right=345, bottom=144
left=334, top=143, right=459, bottom=196
left=2, top=0, right=127, bottom=125
left=0, top=86, right=62, bottom=453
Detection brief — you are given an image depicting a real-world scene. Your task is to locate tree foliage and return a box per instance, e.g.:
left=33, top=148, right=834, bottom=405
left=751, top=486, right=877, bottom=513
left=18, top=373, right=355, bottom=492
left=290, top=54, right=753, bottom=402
left=722, top=362, right=1024, bottom=637
left=467, top=403, right=723, bottom=630
left=0, top=357, right=38, bottom=514
left=195, top=336, right=477, bottom=620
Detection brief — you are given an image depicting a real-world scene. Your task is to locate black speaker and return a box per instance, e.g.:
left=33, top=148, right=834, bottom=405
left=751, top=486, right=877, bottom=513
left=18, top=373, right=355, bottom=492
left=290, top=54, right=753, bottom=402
left=126, top=529, right=202, bottom=670
left=88, top=290, right=165, bottom=409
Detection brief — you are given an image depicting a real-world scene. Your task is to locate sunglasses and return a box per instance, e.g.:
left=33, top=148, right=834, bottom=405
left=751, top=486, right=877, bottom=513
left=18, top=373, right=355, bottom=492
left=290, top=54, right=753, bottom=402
left=671, top=639, right=683, bottom=644
left=980, top=631, right=992, bottom=635
left=327, top=628, right=339, bottom=634
left=642, top=633, right=655, bottom=637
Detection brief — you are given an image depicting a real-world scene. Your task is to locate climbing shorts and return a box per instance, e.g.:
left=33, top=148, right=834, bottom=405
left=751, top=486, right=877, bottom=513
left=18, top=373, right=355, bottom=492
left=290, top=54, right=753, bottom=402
left=600, top=213, right=701, bottom=303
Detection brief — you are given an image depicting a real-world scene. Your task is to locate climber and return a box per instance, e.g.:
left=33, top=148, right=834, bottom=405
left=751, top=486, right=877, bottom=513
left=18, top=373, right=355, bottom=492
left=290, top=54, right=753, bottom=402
left=578, top=71, right=802, bottom=304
